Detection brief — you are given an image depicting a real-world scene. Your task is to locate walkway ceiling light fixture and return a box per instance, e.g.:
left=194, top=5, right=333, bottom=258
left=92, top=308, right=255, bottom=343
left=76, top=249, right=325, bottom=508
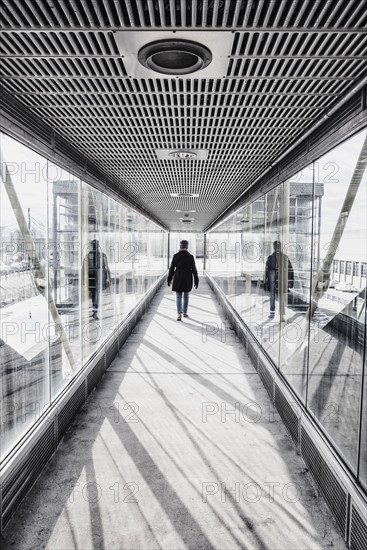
left=156, top=149, right=209, bottom=161
left=176, top=209, right=196, bottom=213
left=169, top=150, right=197, bottom=159
left=170, top=193, right=199, bottom=198
left=138, top=39, right=212, bottom=75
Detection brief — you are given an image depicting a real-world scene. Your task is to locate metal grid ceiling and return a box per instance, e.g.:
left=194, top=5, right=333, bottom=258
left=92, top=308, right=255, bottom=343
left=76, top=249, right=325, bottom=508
left=1, top=1, right=367, bottom=231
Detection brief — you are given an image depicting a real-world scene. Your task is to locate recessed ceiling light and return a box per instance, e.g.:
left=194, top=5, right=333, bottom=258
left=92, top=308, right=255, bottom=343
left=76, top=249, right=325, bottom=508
left=156, top=148, right=208, bottom=160
left=138, top=39, right=212, bottom=75
left=169, top=151, right=197, bottom=159
left=170, top=193, right=199, bottom=198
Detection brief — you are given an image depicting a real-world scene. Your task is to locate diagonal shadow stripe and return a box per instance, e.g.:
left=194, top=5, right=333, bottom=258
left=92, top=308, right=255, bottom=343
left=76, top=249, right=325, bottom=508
left=111, top=407, right=216, bottom=550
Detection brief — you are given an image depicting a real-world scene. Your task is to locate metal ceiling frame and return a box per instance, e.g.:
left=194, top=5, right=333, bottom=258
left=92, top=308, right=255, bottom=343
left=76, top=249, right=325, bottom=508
left=0, top=89, right=169, bottom=232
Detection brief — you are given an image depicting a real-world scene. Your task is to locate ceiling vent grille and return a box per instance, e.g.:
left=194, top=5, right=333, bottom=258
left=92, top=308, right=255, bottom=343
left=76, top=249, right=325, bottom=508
left=115, top=31, right=232, bottom=79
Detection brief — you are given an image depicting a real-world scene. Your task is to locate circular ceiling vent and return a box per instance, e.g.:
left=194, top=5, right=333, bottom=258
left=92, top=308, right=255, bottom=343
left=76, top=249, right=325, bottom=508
left=138, top=39, right=212, bottom=75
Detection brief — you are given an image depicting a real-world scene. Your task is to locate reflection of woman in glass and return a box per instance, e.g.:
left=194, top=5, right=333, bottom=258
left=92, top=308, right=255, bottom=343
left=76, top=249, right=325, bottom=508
left=83, top=239, right=111, bottom=320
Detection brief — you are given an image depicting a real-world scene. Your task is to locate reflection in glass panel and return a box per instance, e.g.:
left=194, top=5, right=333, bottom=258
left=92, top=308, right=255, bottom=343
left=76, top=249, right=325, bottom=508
left=48, top=168, right=81, bottom=398
left=360, top=364, right=367, bottom=489
left=307, top=130, right=367, bottom=470
left=0, top=135, right=50, bottom=457
left=261, top=187, right=282, bottom=361
left=205, top=128, right=367, bottom=484
left=277, top=176, right=315, bottom=401
left=100, top=194, right=115, bottom=341
left=81, top=183, right=103, bottom=360
left=114, top=202, right=129, bottom=320
left=1, top=133, right=167, bottom=461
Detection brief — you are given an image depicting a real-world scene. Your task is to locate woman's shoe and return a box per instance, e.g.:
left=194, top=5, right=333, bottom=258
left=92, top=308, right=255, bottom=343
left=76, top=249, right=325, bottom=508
left=183, top=313, right=189, bottom=318
left=177, top=313, right=182, bottom=321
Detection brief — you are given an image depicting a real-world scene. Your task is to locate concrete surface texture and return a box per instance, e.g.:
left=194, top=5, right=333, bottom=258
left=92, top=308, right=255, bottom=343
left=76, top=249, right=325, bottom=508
left=1, top=280, right=347, bottom=549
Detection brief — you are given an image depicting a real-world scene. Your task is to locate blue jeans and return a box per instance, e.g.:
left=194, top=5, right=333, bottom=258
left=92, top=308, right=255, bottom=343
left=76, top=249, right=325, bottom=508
left=176, top=292, right=189, bottom=314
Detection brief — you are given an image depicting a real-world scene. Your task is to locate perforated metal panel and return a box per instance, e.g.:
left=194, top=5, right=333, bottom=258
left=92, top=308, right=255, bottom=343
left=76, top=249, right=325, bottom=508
left=351, top=505, right=367, bottom=550
left=258, top=358, right=274, bottom=400
left=1, top=1, right=366, bottom=231
left=106, top=339, right=119, bottom=366
left=275, top=384, right=300, bottom=445
left=86, top=357, right=106, bottom=396
left=57, top=382, right=86, bottom=441
left=247, top=341, right=258, bottom=367
left=301, top=426, right=347, bottom=535
left=1, top=422, right=55, bottom=530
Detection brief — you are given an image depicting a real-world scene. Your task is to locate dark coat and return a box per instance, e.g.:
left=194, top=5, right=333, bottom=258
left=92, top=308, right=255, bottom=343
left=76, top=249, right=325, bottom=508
left=167, top=250, right=199, bottom=292
left=83, top=250, right=111, bottom=290
left=264, top=251, right=294, bottom=292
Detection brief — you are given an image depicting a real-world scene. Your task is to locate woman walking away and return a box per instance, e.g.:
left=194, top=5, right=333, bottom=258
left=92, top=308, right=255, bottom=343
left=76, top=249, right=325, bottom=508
left=167, top=240, right=199, bottom=321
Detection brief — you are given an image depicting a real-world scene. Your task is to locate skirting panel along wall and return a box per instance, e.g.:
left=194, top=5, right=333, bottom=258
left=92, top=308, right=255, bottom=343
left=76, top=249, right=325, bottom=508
left=301, top=427, right=347, bottom=535
left=258, top=359, right=274, bottom=401
left=57, top=382, right=87, bottom=442
left=1, top=422, right=55, bottom=529
left=0, top=273, right=166, bottom=533
left=205, top=272, right=367, bottom=549
left=351, top=505, right=367, bottom=550
left=275, top=386, right=300, bottom=447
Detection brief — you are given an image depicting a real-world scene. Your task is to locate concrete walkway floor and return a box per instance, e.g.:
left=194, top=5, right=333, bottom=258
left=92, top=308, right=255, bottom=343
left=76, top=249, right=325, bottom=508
left=1, top=279, right=347, bottom=550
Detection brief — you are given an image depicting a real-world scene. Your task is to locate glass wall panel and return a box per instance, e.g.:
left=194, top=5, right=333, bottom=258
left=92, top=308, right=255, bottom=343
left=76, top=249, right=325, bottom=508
left=1, top=133, right=167, bottom=461
left=47, top=165, right=81, bottom=399
left=205, top=128, right=367, bottom=485
left=307, top=131, right=367, bottom=470
left=241, top=202, right=266, bottom=347
left=360, top=363, right=367, bottom=489
left=125, top=207, right=140, bottom=311
left=100, top=194, right=115, bottom=342
left=114, top=202, right=130, bottom=321
left=81, top=183, right=102, bottom=360
left=1, top=135, right=50, bottom=456
left=135, top=212, right=148, bottom=301
left=277, top=175, right=314, bottom=401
